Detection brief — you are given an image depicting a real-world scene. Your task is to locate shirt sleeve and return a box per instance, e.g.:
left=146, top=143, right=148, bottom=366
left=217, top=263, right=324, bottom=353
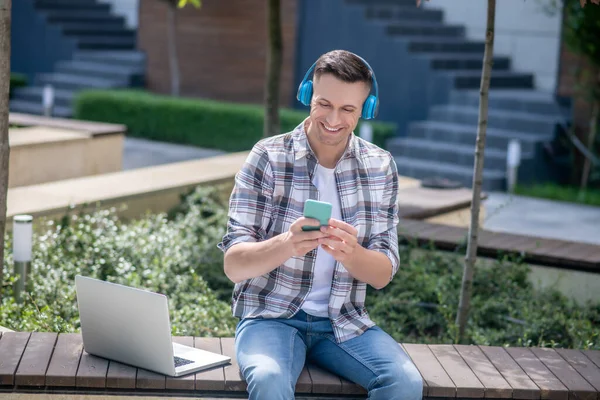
left=217, top=143, right=274, bottom=254
left=366, top=153, right=400, bottom=281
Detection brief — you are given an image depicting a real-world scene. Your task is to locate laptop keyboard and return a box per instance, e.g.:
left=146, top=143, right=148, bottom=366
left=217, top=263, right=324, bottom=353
left=174, top=356, right=195, bottom=368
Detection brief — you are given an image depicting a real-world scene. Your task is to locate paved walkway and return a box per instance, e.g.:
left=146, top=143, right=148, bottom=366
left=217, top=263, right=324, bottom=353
left=483, top=192, right=600, bottom=245
left=123, top=138, right=599, bottom=245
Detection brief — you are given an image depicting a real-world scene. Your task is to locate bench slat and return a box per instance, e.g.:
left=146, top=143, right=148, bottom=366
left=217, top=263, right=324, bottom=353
left=194, top=337, right=225, bottom=391
left=402, top=343, right=455, bottom=398
left=166, top=336, right=195, bottom=390
left=136, top=367, right=166, bottom=389
left=531, top=348, right=597, bottom=400
left=583, top=350, right=600, bottom=370
left=555, top=349, right=600, bottom=393
left=45, top=333, right=83, bottom=387
left=0, top=332, right=31, bottom=386
left=307, top=363, right=342, bottom=394
left=15, top=332, right=57, bottom=387
left=479, top=345, right=540, bottom=399
left=296, top=366, right=313, bottom=394
left=454, top=344, right=513, bottom=398
left=106, top=361, right=136, bottom=389
left=340, top=376, right=367, bottom=395
left=77, top=350, right=109, bottom=388
left=505, top=347, right=568, bottom=400
left=400, top=344, right=429, bottom=396
left=429, top=344, right=485, bottom=398
left=221, top=337, right=247, bottom=392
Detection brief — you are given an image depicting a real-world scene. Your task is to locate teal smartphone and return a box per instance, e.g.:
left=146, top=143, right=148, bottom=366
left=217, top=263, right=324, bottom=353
left=302, top=199, right=332, bottom=231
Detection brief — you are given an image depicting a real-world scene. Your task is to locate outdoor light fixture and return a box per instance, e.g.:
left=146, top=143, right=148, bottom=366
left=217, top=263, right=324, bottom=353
left=359, top=122, right=373, bottom=143
left=13, top=215, right=33, bottom=303
left=42, top=84, right=54, bottom=117
left=506, top=139, right=522, bottom=194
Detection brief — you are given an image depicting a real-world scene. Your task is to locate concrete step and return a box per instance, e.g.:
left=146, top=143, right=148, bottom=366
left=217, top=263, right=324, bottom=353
left=11, top=86, right=75, bottom=107
left=347, top=0, right=417, bottom=6
left=386, top=23, right=465, bottom=37
left=42, top=10, right=124, bottom=24
left=429, top=105, right=561, bottom=135
left=402, top=120, right=551, bottom=154
left=444, top=70, right=534, bottom=89
left=394, top=156, right=506, bottom=191
left=365, top=6, right=444, bottom=22
left=404, top=37, right=485, bottom=53
left=388, top=137, right=531, bottom=170
left=36, top=72, right=125, bottom=90
left=61, top=23, right=134, bottom=37
left=55, top=60, right=144, bottom=85
left=74, top=51, right=146, bottom=68
left=74, top=35, right=136, bottom=50
left=9, top=99, right=72, bottom=118
left=35, top=1, right=110, bottom=12
left=450, top=90, right=567, bottom=115
left=415, top=53, right=511, bottom=71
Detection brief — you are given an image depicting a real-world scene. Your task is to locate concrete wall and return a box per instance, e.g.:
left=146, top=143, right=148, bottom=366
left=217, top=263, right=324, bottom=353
left=98, top=0, right=139, bottom=29
left=424, top=0, right=563, bottom=92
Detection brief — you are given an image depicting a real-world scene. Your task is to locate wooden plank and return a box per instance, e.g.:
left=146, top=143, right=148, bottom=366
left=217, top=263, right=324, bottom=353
left=76, top=350, right=109, bottom=388
left=402, top=343, right=455, bottom=398
left=194, top=337, right=226, bottom=391
left=45, top=333, right=83, bottom=387
left=429, top=344, right=484, bottom=398
left=479, top=345, right=540, bottom=399
left=106, top=361, right=136, bottom=389
left=307, top=363, right=342, bottom=394
left=0, top=332, right=31, bottom=386
left=15, top=332, right=57, bottom=386
left=506, top=347, right=569, bottom=400
left=136, top=367, right=166, bottom=389
left=531, top=347, right=597, bottom=400
left=340, top=376, right=367, bottom=396
left=221, top=337, right=247, bottom=392
left=166, top=336, right=195, bottom=390
left=453, top=344, right=513, bottom=398
left=555, top=348, right=600, bottom=393
left=400, top=344, right=429, bottom=397
left=296, top=367, right=313, bottom=394
left=583, top=350, right=600, bottom=369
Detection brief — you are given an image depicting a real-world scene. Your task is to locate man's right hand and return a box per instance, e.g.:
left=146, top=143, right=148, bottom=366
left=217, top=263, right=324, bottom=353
left=284, top=217, right=329, bottom=257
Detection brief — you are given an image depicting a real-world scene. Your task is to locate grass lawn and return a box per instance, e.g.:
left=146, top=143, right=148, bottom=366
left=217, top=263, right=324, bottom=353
left=515, top=183, right=600, bottom=207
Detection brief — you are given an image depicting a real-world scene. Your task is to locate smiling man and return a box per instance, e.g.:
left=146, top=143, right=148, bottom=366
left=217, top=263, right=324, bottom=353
left=218, top=50, right=423, bottom=400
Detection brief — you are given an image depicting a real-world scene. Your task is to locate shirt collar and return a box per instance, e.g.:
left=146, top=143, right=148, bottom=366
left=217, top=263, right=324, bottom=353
left=292, top=118, right=360, bottom=163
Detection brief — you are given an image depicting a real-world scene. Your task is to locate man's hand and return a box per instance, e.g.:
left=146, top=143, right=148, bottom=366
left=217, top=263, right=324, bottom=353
left=284, top=217, right=329, bottom=257
left=318, top=218, right=359, bottom=263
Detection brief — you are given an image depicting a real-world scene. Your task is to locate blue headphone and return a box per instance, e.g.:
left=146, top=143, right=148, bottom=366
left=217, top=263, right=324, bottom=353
left=296, top=54, right=379, bottom=120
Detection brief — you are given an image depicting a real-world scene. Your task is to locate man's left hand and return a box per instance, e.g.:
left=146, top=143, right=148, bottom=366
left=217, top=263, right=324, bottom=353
left=318, top=219, right=359, bottom=263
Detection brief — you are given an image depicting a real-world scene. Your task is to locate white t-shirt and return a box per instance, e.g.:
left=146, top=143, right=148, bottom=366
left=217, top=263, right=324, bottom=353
left=301, top=164, right=342, bottom=318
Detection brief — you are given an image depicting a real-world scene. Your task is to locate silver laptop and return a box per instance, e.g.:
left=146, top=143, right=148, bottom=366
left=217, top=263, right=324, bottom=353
left=75, top=275, right=231, bottom=377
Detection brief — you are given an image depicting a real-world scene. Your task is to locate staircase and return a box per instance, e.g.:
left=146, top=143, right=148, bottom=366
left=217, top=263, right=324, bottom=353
left=10, top=0, right=145, bottom=118
left=347, top=0, right=568, bottom=191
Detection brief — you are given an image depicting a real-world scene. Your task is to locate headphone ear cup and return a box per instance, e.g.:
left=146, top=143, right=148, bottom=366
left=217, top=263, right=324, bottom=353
left=362, top=95, right=378, bottom=119
left=297, top=80, right=313, bottom=106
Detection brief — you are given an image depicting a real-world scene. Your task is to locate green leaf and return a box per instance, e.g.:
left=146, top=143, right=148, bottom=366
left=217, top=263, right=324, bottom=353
left=178, top=0, right=201, bottom=8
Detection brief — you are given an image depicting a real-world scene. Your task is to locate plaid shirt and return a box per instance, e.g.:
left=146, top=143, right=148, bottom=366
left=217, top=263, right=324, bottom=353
left=218, top=119, right=400, bottom=343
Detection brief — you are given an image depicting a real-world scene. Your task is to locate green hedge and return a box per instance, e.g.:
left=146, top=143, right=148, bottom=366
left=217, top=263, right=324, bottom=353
left=74, top=90, right=397, bottom=152
left=9, top=73, right=27, bottom=98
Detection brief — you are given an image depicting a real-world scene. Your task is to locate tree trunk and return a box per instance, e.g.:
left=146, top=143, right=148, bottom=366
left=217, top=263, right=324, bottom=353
left=0, top=0, right=12, bottom=302
left=263, top=0, right=282, bottom=138
left=580, top=99, right=599, bottom=189
left=167, top=3, right=180, bottom=97
left=455, top=0, right=496, bottom=344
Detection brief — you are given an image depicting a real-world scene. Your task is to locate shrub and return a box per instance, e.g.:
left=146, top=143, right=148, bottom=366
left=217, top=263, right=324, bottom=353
left=73, top=89, right=397, bottom=152
left=9, top=73, right=27, bottom=98
left=1, top=186, right=236, bottom=337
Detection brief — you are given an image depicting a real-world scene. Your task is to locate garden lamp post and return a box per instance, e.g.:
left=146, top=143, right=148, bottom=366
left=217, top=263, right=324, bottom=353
left=13, top=214, right=32, bottom=303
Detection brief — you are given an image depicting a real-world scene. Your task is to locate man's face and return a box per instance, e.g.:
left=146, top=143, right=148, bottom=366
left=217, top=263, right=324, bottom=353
left=307, top=73, right=370, bottom=152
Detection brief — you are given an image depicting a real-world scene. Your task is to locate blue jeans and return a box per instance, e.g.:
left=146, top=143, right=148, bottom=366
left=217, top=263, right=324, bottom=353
left=235, top=310, right=423, bottom=400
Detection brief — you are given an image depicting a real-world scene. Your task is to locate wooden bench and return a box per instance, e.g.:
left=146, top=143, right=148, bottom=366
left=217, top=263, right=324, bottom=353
left=1, top=331, right=599, bottom=399
left=398, top=218, right=600, bottom=273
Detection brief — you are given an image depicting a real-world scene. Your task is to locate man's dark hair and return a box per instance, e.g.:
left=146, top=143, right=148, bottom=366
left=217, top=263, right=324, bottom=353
left=314, top=50, right=372, bottom=90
